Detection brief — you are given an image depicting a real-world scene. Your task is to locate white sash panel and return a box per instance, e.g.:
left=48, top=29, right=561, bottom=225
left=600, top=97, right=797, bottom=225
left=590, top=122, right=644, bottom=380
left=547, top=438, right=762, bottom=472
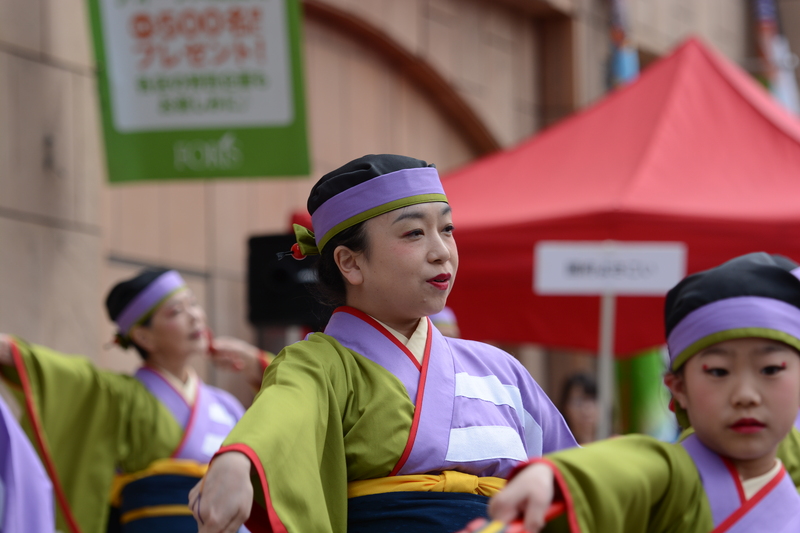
left=453, top=372, right=542, bottom=455
left=445, top=425, right=528, bottom=463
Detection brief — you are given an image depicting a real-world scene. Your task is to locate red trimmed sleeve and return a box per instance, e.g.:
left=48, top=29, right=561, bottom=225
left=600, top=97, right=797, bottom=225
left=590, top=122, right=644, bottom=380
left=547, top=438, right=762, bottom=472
left=507, top=458, right=537, bottom=482
left=504, top=458, right=579, bottom=532
left=213, top=444, right=288, bottom=533
left=9, top=340, right=83, bottom=533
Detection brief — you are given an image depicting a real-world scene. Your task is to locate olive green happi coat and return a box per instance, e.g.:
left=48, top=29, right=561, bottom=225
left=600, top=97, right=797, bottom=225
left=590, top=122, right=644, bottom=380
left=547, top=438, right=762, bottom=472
left=1, top=338, right=182, bottom=533
left=221, top=332, right=415, bottom=533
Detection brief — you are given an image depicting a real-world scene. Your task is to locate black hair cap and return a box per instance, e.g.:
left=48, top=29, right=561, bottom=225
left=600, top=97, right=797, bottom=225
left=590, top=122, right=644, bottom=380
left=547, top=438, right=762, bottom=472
left=105, top=268, right=171, bottom=322
left=307, top=154, right=434, bottom=215
left=664, top=252, right=800, bottom=336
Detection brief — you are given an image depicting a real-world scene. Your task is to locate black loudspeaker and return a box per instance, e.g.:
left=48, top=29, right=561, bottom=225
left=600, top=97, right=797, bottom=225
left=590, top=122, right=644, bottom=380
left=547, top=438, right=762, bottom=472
left=248, top=234, right=333, bottom=330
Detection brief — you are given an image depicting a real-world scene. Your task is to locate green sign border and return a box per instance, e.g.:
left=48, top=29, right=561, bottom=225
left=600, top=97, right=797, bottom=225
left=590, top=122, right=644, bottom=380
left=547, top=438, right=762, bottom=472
left=87, top=0, right=310, bottom=182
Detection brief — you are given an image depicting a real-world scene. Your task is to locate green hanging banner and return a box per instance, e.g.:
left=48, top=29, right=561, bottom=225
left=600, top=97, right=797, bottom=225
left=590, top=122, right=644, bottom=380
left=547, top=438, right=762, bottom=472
left=87, top=0, right=309, bottom=182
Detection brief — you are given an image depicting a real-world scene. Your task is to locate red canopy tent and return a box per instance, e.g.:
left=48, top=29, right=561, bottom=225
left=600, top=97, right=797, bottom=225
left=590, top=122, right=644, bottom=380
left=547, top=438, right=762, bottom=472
left=442, top=37, right=800, bottom=356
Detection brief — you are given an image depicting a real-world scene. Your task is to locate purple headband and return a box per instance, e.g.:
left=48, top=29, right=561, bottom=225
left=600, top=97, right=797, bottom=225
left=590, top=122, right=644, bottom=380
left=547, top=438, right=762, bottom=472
left=310, top=167, right=446, bottom=251
left=667, top=296, right=800, bottom=369
left=115, top=270, right=187, bottom=335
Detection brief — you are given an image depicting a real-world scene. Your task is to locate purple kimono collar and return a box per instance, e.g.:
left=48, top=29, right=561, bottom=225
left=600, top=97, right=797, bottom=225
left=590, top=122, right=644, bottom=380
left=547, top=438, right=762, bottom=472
left=682, top=433, right=799, bottom=532
left=324, top=307, right=451, bottom=476
left=135, top=367, right=238, bottom=463
left=325, top=307, right=425, bottom=402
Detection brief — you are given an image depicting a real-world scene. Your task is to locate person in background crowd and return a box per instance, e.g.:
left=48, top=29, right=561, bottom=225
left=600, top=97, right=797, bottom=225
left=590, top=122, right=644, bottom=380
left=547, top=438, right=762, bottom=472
left=559, top=372, right=599, bottom=445
left=0, top=268, right=269, bottom=533
left=188, top=153, right=578, bottom=533
left=429, top=306, right=461, bottom=338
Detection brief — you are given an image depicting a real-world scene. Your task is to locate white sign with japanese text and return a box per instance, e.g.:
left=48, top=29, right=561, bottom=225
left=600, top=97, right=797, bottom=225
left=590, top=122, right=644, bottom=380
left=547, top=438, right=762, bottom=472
left=100, top=0, right=293, bottom=132
left=534, top=241, right=687, bottom=295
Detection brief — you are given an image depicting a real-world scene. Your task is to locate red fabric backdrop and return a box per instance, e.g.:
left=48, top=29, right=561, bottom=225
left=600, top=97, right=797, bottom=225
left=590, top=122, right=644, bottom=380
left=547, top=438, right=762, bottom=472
left=441, top=38, right=800, bottom=356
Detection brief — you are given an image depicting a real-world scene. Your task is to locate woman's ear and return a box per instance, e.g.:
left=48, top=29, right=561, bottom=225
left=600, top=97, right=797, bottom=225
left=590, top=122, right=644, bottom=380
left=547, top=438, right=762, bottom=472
left=334, top=245, right=364, bottom=286
left=129, top=325, right=155, bottom=353
left=664, top=372, right=689, bottom=409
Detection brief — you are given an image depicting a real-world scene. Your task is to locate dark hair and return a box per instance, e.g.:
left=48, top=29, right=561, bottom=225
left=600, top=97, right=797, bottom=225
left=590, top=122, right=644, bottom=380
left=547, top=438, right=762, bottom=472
left=105, top=268, right=170, bottom=360
left=312, top=222, right=369, bottom=307
left=559, top=372, right=597, bottom=411
left=128, top=318, right=153, bottom=359
left=664, top=252, right=800, bottom=336
left=307, top=154, right=433, bottom=214
left=305, top=154, right=433, bottom=308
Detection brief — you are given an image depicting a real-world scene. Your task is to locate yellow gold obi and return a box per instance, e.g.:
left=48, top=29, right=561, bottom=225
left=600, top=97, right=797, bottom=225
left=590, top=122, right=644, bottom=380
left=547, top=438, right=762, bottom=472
left=347, top=470, right=506, bottom=499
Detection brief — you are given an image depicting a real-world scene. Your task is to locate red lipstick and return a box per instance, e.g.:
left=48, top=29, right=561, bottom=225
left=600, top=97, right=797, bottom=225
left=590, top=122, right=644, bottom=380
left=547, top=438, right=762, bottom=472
left=730, top=418, right=766, bottom=433
left=427, top=273, right=451, bottom=290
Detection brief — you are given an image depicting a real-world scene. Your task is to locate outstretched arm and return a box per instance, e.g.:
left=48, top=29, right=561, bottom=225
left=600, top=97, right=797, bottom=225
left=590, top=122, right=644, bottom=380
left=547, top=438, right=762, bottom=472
left=0, top=333, right=183, bottom=532
left=488, top=463, right=556, bottom=533
left=477, top=436, right=707, bottom=533
left=209, top=335, right=273, bottom=389
left=190, top=451, right=253, bottom=533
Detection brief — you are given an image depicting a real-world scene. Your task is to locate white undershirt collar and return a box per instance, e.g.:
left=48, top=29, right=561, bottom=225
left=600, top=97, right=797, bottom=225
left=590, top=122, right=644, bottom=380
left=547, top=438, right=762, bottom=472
left=372, top=317, right=428, bottom=364
left=147, top=363, right=199, bottom=405
left=741, top=459, right=782, bottom=500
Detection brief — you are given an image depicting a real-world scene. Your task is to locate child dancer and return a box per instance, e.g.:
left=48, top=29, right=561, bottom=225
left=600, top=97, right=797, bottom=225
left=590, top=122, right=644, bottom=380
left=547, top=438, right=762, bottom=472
left=189, top=154, right=577, bottom=533
left=470, top=252, right=800, bottom=532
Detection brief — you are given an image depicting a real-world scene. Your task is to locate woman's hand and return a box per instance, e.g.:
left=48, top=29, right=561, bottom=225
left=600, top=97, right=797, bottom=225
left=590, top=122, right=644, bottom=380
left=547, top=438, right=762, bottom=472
left=488, top=463, right=555, bottom=533
left=189, top=451, right=254, bottom=533
left=0, top=334, right=13, bottom=366
left=209, top=335, right=267, bottom=388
